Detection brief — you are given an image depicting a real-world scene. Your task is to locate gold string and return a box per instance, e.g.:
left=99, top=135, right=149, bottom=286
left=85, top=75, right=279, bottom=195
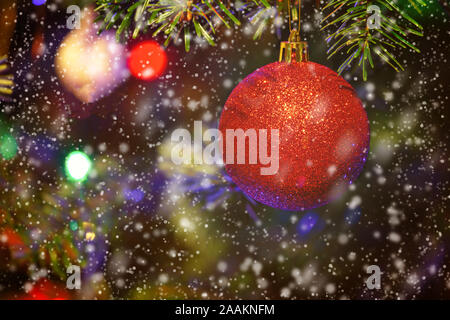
left=298, top=0, right=301, bottom=34
left=288, top=0, right=292, bottom=32
left=280, top=0, right=308, bottom=63
left=287, top=0, right=302, bottom=34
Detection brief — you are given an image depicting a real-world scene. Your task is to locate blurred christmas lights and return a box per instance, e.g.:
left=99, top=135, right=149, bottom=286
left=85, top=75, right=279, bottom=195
left=127, top=41, right=167, bottom=81
left=32, top=0, right=47, bottom=6
left=65, top=151, right=92, bottom=182
left=0, top=133, right=18, bottom=160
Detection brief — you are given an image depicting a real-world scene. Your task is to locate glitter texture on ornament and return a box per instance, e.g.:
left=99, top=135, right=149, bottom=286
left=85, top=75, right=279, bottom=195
left=219, top=61, right=370, bottom=210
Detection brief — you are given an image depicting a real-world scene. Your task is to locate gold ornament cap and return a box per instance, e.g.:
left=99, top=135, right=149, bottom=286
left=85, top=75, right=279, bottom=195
left=279, top=30, right=308, bottom=63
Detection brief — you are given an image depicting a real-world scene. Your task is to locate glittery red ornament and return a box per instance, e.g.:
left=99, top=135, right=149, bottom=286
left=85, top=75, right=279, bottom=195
left=219, top=61, right=370, bottom=211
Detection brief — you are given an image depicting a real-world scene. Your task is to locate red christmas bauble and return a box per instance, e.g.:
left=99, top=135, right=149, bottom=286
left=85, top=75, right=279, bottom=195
left=219, top=61, right=370, bottom=211
left=127, top=40, right=167, bottom=81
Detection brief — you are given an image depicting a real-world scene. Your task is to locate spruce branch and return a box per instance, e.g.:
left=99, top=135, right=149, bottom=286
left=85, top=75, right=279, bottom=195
left=95, top=0, right=259, bottom=50
left=94, top=0, right=426, bottom=79
left=321, top=0, right=424, bottom=80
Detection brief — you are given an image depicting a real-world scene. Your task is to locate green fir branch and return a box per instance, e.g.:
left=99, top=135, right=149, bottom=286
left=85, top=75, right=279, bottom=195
left=95, top=0, right=261, bottom=47
left=94, top=0, right=426, bottom=79
left=321, top=0, right=424, bottom=80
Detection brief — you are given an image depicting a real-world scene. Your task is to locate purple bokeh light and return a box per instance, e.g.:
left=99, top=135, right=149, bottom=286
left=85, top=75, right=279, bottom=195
left=32, top=0, right=47, bottom=6
left=297, top=212, right=319, bottom=236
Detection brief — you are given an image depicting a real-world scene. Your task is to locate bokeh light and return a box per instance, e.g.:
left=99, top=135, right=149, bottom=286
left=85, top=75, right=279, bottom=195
left=127, top=40, right=167, bottom=81
left=0, top=133, right=18, bottom=160
left=65, top=151, right=92, bottom=182
left=32, top=0, right=46, bottom=6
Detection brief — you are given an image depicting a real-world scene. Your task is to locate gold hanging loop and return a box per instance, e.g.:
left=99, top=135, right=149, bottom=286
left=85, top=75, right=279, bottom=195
left=279, top=0, right=308, bottom=63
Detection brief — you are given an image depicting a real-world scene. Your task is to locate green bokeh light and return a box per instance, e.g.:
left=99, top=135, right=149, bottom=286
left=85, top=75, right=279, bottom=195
left=0, top=134, right=18, bottom=160
left=69, top=220, right=79, bottom=231
left=65, top=151, right=92, bottom=182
